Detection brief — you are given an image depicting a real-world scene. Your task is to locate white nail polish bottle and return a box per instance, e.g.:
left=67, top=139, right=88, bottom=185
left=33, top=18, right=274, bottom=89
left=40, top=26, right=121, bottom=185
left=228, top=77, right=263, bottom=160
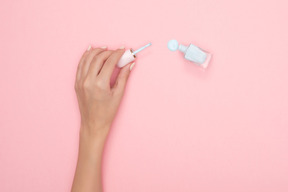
left=117, top=43, right=152, bottom=68
left=168, top=40, right=212, bottom=69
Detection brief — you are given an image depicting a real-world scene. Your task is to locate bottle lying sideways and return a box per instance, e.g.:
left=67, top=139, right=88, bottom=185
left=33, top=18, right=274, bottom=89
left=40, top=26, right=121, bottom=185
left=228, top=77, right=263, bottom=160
left=168, top=39, right=212, bottom=69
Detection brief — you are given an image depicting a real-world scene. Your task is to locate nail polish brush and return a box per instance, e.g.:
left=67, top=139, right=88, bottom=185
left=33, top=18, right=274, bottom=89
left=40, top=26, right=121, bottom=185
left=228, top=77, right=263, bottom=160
left=117, top=43, right=152, bottom=68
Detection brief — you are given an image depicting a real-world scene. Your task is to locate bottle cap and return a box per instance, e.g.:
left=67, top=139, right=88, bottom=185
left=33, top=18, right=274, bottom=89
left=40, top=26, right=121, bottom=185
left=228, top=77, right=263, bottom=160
left=167, top=40, right=179, bottom=51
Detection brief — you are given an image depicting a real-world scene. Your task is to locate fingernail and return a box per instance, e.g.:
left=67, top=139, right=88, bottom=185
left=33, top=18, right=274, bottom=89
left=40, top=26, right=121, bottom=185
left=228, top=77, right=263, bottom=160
left=130, top=62, right=135, bottom=71
left=101, top=46, right=107, bottom=49
left=87, top=45, right=91, bottom=51
left=119, top=46, right=125, bottom=49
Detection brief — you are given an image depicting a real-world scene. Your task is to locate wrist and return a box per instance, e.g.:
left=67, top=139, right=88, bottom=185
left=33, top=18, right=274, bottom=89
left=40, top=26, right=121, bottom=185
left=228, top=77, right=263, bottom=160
left=79, top=124, right=110, bottom=145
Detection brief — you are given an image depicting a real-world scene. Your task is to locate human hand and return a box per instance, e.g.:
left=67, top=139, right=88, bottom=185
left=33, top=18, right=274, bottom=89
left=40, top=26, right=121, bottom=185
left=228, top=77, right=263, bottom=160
left=75, top=45, right=135, bottom=139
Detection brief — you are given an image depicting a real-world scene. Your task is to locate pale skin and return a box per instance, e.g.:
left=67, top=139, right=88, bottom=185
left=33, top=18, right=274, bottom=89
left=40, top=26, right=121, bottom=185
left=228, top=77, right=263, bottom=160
left=71, top=45, right=135, bottom=192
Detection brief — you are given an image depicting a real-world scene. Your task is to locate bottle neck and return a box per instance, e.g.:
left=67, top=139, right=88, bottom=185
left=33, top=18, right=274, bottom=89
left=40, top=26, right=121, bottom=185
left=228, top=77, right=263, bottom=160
left=178, top=44, right=188, bottom=53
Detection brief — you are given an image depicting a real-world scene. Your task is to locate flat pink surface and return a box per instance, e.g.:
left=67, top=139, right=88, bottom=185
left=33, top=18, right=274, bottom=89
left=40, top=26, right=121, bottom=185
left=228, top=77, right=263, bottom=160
left=1, top=0, right=288, bottom=191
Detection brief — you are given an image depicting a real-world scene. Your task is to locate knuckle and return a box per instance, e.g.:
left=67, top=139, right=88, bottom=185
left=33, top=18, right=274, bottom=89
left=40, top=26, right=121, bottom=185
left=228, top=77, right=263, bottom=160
left=83, top=79, right=91, bottom=89
left=77, top=78, right=92, bottom=92
left=95, top=79, right=107, bottom=89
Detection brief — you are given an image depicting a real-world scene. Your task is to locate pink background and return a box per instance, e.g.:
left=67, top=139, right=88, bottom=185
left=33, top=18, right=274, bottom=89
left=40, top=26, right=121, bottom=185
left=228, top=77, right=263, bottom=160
left=1, top=0, right=288, bottom=191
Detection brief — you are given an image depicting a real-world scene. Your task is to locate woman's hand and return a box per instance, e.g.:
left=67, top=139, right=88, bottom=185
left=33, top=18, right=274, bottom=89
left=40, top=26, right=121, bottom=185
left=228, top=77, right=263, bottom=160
left=72, top=45, right=135, bottom=192
left=75, top=45, right=134, bottom=138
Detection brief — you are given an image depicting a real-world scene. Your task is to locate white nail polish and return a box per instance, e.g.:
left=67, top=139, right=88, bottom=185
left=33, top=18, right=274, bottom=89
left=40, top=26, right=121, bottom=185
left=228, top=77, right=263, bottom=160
left=119, top=46, right=125, bottom=49
left=130, top=62, right=135, bottom=71
left=87, top=45, right=91, bottom=51
left=101, top=46, right=107, bottom=49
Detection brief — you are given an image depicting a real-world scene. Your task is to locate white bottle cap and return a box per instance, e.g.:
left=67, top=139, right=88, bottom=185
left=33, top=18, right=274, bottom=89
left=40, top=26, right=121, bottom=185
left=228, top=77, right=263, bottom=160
left=167, top=40, right=179, bottom=51
left=168, top=40, right=188, bottom=53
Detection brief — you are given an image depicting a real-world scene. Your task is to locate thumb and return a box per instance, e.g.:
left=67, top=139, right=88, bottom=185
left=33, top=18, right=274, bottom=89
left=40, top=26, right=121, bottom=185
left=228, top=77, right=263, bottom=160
left=112, top=62, right=135, bottom=95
